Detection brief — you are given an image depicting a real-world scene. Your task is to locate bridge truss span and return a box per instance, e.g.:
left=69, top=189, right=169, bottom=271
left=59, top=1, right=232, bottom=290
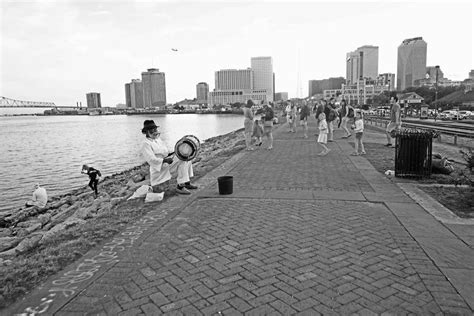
left=0, top=96, right=56, bottom=108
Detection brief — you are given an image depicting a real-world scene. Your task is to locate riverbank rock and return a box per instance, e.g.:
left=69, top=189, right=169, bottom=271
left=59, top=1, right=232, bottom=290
left=38, top=213, right=51, bottom=227
left=15, top=221, right=42, bottom=237
left=0, top=228, right=12, bottom=237
left=0, top=237, right=21, bottom=252
left=13, top=233, right=43, bottom=254
left=41, top=218, right=86, bottom=244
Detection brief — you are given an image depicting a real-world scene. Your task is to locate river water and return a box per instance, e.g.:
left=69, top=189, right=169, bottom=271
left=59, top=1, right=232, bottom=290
left=0, top=114, right=243, bottom=212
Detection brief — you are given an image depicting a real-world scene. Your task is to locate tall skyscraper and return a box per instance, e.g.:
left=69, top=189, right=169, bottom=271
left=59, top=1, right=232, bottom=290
left=196, top=82, right=209, bottom=104
left=141, top=68, right=166, bottom=108
left=251, top=56, right=274, bottom=102
left=346, top=45, right=379, bottom=85
left=215, top=69, right=253, bottom=90
left=125, top=83, right=131, bottom=108
left=469, top=70, right=474, bottom=80
left=130, top=79, right=144, bottom=108
left=86, top=92, right=101, bottom=108
left=397, top=37, right=427, bottom=91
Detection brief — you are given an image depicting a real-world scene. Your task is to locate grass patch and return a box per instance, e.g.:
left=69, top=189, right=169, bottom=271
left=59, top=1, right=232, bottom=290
left=419, top=186, right=474, bottom=218
left=362, top=142, right=474, bottom=218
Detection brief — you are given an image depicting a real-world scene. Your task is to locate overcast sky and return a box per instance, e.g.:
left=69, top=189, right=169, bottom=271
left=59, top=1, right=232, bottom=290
left=1, top=0, right=473, bottom=106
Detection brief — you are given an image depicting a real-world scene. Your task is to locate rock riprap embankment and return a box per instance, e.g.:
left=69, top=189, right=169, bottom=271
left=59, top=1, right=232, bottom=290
left=0, top=129, right=245, bottom=260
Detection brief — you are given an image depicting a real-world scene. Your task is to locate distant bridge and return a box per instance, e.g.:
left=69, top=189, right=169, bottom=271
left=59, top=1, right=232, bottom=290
left=0, top=96, right=69, bottom=108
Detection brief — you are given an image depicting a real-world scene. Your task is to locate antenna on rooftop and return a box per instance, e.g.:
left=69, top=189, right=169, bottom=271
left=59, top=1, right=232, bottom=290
left=296, top=49, right=303, bottom=98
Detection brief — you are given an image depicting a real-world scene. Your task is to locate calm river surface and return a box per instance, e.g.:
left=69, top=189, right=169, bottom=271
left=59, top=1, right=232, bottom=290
left=0, top=114, right=243, bottom=212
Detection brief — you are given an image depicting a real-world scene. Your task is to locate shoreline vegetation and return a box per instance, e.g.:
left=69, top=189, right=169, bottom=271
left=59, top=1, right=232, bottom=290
left=0, top=128, right=247, bottom=308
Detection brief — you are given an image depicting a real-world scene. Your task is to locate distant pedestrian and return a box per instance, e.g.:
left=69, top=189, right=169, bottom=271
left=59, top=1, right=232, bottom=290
left=252, top=118, right=263, bottom=146
left=286, top=102, right=297, bottom=133
left=82, top=164, right=101, bottom=197
left=351, top=111, right=366, bottom=155
left=385, top=96, right=402, bottom=147
left=326, top=98, right=338, bottom=142
left=25, top=183, right=48, bottom=208
left=340, top=99, right=355, bottom=138
left=243, top=100, right=255, bottom=151
left=299, top=101, right=311, bottom=138
left=256, top=102, right=274, bottom=150
left=317, top=113, right=330, bottom=156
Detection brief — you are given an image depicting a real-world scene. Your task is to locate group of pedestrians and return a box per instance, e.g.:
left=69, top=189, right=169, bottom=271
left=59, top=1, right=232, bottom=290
left=244, top=100, right=275, bottom=151
left=283, top=97, right=365, bottom=156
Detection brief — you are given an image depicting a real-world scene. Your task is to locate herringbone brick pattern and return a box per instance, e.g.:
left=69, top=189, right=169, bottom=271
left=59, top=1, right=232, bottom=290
left=231, top=139, right=373, bottom=192
left=58, top=199, right=470, bottom=315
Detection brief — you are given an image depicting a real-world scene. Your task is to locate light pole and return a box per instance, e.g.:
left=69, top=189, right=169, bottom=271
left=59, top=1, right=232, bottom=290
left=435, top=65, right=439, bottom=102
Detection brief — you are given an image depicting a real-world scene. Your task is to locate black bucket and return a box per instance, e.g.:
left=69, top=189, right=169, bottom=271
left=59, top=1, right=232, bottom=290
left=217, top=176, right=233, bottom=195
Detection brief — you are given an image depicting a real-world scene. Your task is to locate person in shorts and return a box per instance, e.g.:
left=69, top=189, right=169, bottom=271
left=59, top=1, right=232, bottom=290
left=351, top=111, right=366, bottom=155
left=256, top=102, right=274, bottom=150
left=385, top=96, right=402, bottom=147
left=299, top=101, right=311, bottom=138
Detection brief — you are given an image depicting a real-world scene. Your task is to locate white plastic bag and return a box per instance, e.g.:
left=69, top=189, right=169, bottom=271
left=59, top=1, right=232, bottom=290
left=127, top=185, right=152, bottom=200
left=145, top=192, right=164, bottom=203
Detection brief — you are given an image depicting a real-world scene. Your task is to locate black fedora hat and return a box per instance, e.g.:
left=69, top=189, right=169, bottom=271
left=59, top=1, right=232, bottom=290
left=141, top=120, right=158, bottom=133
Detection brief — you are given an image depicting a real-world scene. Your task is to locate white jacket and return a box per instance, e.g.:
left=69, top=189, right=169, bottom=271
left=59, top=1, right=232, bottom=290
left=141, top=137, right=172, bottom=186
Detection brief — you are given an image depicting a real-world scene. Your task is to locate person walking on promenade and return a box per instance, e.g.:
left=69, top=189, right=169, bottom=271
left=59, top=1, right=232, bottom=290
left=82, top=164, right=101, bottom=197
left=286, top=102, right=297, bottom=133
left=326, top=97, right=338, bottom=142
left=140, top=120, right=197, bottom=195
left=25, top=183, right=48, bottom=208
left=299, top=100, right=311, bottom=138
left=316, top=99, right=336, bottom=142
left=385, top=96, right=402, bottom=147
left=317, top=113, right=330, bottom=156
left=256, top=101, right=274, bottom=150
left=340, top=99, right=355, bottom=138
left=243, top=100, right=255, bottom=151
left=351, top=111, right=366, bottom=155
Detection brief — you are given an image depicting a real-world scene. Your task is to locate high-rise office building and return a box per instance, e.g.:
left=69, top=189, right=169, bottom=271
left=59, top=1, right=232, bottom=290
left=469, top=70, right=474, bottom=80
left=308, top=77, right=345, bottom=97
left=130, top=79, right=144, bottom=108
left=86, top=92, right=101, bottom=108
left=196, top=82, right=209, bottom=104
left=251, top=56, right=274, bottom=102
left=142, top=68, right=166, bottom=108
left=397, top=37, right=427, bottom=91
left=215, top=69, right=253, bottom=90
left=346, top=45, right=379, bottom=85
left=125, top=83, right=131, bottom=108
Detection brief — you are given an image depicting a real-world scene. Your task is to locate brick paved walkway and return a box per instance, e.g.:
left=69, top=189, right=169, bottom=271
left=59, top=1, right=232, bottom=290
left=9, top=118, right=474, bottom=315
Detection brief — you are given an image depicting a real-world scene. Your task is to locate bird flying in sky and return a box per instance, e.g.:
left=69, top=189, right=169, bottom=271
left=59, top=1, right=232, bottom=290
left=171, top=48, right=178, bottom=51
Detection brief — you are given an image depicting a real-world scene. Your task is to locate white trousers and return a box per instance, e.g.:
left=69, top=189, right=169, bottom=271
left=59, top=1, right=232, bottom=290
left=176, top=160, right=194, bottom=185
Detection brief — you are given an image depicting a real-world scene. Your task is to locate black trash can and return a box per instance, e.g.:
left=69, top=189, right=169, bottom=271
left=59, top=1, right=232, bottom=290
left=217, top=176, right=233, bottom=195
left=394, top=129, right=434, bottom=178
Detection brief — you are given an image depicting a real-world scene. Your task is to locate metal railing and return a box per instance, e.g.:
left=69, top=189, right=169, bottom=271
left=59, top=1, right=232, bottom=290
left=364, top=116, right=474, bottom=148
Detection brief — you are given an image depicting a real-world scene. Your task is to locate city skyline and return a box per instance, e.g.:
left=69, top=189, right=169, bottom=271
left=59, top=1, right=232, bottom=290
left=1, top=0, right=473, bottom=106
